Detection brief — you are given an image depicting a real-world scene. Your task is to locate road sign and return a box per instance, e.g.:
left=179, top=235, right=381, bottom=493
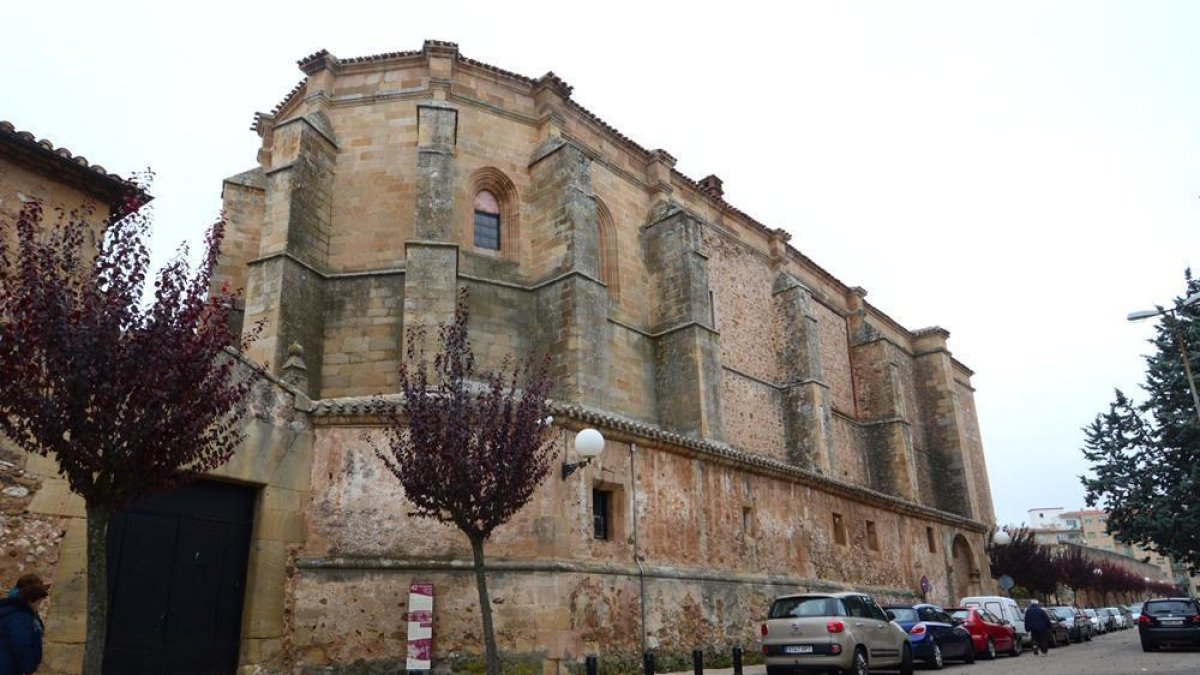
left=998, top=574, right=1015, bottom=591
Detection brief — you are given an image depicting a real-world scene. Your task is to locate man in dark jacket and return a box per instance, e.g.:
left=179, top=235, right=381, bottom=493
left=0, top=581, right=48, bottom=675
left=1024, top=599, right=1052, bottom=656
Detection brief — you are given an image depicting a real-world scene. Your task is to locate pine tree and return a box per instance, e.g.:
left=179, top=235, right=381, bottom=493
left=1082, top=271, right=1200, bottom=573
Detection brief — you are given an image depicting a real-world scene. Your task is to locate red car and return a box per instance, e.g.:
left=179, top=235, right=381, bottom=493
left=948, top=606, right=1020, bottom=659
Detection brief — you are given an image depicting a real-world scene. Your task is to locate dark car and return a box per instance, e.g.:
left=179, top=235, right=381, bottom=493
left=885, top=604, right=975, bottom=669
left=948, top=607, right=1021, bottom=658
left=1047, top=606, right=1091, bottom=643
left=1138, top=597, right=1200, bottom=651
left=1046, top=608, right=1072, bottom=647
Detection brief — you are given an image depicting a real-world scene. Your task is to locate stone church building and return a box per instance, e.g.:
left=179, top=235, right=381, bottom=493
left=3, top=41, right=997, bottom=674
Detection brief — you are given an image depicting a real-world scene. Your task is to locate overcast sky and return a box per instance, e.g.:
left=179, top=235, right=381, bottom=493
left=5, top=1, right=1199, bottom=527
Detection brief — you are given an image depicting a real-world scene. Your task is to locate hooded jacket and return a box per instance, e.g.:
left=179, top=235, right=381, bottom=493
left=0, top=597, right=43, bottom=675
left=1024, top=603, right=1052, bottom=632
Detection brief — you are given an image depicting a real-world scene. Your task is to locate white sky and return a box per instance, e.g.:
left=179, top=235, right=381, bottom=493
left=5, top=1, right=1199, bottom=527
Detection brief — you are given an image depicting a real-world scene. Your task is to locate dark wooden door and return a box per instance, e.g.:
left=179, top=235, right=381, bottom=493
left=103, top=480, right=256, bottom=675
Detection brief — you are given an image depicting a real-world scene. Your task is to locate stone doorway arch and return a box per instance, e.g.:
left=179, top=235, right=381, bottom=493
left=949, top=534, right=980, bottom=601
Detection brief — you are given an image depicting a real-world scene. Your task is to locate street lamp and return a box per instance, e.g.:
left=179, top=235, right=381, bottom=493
left=1127, top=291, right=1200, bottom=423
left=562, top=428, right=605, bottom=479
left=993, top=530, right=1012, bottom=546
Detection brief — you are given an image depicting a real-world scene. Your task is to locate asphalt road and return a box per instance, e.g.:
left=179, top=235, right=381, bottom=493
left=664, top=627, right=1200, bottom=675
left=947, top=627, right=1200, bottom=675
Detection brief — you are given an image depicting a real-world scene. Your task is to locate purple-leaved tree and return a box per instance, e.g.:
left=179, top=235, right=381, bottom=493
left=0, top=189, right=261, bottom=674
left=377, top=288, right=557, bottom=675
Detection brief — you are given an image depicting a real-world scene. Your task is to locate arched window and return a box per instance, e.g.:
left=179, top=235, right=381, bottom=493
left=595, top=198, right=620, bottom=301
left=473, top=190, right=501, bottom=250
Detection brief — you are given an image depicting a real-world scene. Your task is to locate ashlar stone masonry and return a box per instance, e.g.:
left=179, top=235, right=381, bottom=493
left=4, top=43, right=1000, bottom=675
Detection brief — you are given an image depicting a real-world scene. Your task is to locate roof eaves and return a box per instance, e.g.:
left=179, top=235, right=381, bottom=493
left=0, top=121, right=151, bottom=216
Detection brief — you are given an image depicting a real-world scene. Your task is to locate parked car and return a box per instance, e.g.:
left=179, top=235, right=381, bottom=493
left=884, top=603, right=975, bottom=669
left=1103, top=606, right=1128, bottom=630
left=1129, top=603, right=1144, bottom=621
left=1138, top=597, right=1200, bottom=651
left=1083, top=608, right=1106, bottom=635
left=1094, top=607, right=1117, bottom=633
left=762, top=592, right=915, bottom=674
left=960, top=595, right=1029, bottom=645
left=1037, top=606, right=1072, bottom=647
left=1047, top=606, right=1091, bottom=642
left=1116, top=606, right=1134, bottom=629
left=947, top=606, right=1022, bottom=658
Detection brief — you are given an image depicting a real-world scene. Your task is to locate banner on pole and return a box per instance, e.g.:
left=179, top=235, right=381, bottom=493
left=407, top=582, right=435, bottom=673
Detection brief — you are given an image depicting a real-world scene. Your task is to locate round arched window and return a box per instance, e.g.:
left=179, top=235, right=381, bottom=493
left=473, top=190, right=501, bottom=250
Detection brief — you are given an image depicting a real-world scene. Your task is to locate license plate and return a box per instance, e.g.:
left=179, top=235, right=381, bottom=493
left=1161, top=619, right=1183, bottom=625
left=784, top=645, right=814, bottom=654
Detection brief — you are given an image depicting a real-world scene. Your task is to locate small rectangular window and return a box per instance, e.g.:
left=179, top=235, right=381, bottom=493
left=926, top=526, right=937, bottom=553
left=832, top=512, right=847, bottom=546
left=473, top=211, right=500, bottom=250
left=592, top=489, right=611, bottom=540
left=742, top=506, right=753, bottom=538
left=865, top=520, right=879, bottom=551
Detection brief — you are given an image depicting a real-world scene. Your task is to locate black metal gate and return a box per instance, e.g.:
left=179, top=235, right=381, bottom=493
left=103, top=480, right=256, bottom=675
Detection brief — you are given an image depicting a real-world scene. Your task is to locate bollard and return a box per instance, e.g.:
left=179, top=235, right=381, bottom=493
left=732, top=645, right=743, bottom=675
left=692, top=649, right=703, bottom=675
left=642, top=651, right=655, bottom=675
left=585, top=654, right=598, bottom=675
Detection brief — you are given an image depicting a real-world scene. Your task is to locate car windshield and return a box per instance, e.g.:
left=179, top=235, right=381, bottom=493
left=888, top=608, right=919, bottom=622
left=950, top=609, right=970, bottom=621
left=771, top=596, right=843, bottom=618
left=1145, top=601, right=1197, bottom=616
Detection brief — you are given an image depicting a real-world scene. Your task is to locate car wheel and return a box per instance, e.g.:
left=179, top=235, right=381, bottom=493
left=842, top=647, right=868, bottom=675
left=1142, top=640, right=1157, bottom=652
left=899, top=644, right=914, bottom=675
left=929, top=642, right=944, bottom=670
left=983, top=638, right=996, bottom=660
left=1010, top=637, right=1022, bottom=656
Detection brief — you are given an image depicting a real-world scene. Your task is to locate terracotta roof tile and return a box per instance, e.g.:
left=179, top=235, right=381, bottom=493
left=0, top=120, right=149, bottom=213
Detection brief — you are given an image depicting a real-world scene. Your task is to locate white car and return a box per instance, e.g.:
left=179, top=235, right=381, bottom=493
left=1103, top=607, right=1128, bottom=629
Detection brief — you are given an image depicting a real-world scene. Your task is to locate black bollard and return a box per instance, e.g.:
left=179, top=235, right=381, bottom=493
left=732, top=645, right=743, bottom=675
left=586, top=654, right=598, bottom=675
left=692, top=649, right=703, bottom=674
left=643, top=651, right=655, bottom=675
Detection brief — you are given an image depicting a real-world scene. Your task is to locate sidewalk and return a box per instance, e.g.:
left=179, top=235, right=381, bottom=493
left=662, top=662, right=763, bottom=667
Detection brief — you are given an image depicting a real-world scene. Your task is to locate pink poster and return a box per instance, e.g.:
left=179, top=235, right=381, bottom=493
left=406, top=582, right=435, bottom=672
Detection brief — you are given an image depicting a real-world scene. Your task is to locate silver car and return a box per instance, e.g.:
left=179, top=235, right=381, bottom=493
left=762, top=591, right=915, bottom=675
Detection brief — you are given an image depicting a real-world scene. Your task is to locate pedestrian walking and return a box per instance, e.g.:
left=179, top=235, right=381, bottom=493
left=1024, top=599, right=1052, bottom=656
left=0, top=577, right=49, bottom=674
left=4, top=575, right=43, bottom=601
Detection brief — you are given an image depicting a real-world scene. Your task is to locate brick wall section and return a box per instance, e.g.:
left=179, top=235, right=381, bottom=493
left=720, top=371, right=786, bottom=461
left=704, top=229, right=776, bottom=381
left=327, top=101, right=418, bottom=271
left=319, top=274, right=404, bottom=397
left=295, top=424, right=991, bottom=671
left=814, top=301, right=855, bottom=414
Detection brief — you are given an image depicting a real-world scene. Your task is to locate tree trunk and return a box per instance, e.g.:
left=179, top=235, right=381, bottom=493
left=470, top=535, right=500, bottom=675
left=82, top=503, right=112, bottom=675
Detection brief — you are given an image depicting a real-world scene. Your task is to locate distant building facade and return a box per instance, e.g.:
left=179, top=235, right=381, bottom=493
left=1026, top=507, right=1175, bottom=584
left=7, top=41, right=1000, bottom=674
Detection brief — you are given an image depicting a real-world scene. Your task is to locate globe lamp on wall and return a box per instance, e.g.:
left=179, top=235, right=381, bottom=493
left=562, top=428, right=605, bottom=480
left=993, top=530, right=1012, bottom=546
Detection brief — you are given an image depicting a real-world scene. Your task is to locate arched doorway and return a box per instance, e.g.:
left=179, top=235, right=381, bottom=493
left=949, top=534, right=979, bottom=601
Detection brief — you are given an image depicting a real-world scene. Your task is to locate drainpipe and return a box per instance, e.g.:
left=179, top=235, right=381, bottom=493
left=630, top=443, right=648, bottom=657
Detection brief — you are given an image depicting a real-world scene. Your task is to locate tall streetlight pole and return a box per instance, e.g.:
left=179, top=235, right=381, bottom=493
left=1127, top=291, right=1200, bottom=424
